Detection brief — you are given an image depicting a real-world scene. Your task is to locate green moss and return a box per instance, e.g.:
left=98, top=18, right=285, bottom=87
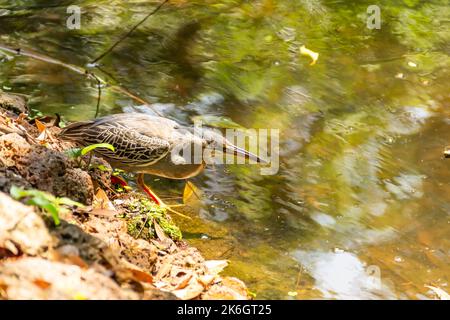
left=124, top=197, right=182, bottom=241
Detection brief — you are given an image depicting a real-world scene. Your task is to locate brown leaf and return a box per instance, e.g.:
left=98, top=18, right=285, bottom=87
left=155, top=261, right=173, bottom=280
left=90, top=208, right=117, bottom=218
left=35, top=129, right=48, bottom=142
left=3, top=240, right=19, bottom=255
left=65, top=255, right=89, bottom=269
left=202, top=277, right=248, bottom=300
left=174, top=271, right=193, bottom=290
left=204, top=260, right=229, bottom=275
left=172, top=277, right=204, bottom=300
left=153, top=221, right=176, bottom=251
left=198, top=275, right=216, bottom=288
left=126, top=268, right=153, bottom=284
left=94, top=188, right=115, bottom=210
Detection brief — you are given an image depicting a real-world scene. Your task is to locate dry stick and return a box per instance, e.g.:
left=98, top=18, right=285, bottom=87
left=90, top=0, right=170, bottom=65
left=0, top=44, right=163, bottom=116
left=92, top=74, right=102, bottom=118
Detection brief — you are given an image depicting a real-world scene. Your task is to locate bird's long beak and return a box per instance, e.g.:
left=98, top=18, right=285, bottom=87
left=223, top=142, right=268, bottom=164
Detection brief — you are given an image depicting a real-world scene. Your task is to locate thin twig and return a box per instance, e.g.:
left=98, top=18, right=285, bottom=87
left=136, top=214, right=150, bottom=238
left=93, top=75, right=102, bottom=118
left=90, top=0, right=170, bottom=65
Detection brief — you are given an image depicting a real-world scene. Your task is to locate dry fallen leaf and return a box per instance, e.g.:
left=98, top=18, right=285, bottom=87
left=90, top=208, right=117, bottom=218
left=3, top=240, right=19, bottom=255
left=34, top=118, right=47, bottom=133
left=198, top=275, right=216, bottom=288
left=174, top=271, right=193, bottom=290
left=94, top=188, right=115, bottom=210
left=155, top=261, right=173, bottom=280
left=64, top=255, right=89, bottom=269
left=154, top=221, right=176, bottom=250
left=204, top=260, right=229, bottom=275
left=202, top=277, right=248, bottom=300
left=172, top=277, right=204, bottom=300
left=425, top=285, right=450, bottom=300
left=33, top=278, right=51, bottom=290
left=35, top=129, right=48, bottom=143
left=126, top=268, right=154, bottom=284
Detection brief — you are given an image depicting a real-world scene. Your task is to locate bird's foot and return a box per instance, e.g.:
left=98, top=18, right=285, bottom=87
left=111, top=175, right=129, bottom=189
left=136, top=173, right=191, bottom=219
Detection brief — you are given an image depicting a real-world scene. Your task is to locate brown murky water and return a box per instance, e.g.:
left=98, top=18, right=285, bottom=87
left=0, top=0, right=449, bottom=299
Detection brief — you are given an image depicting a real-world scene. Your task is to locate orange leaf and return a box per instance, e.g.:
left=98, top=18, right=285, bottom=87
left=35, top=118, right=47, bottom=133
left=33, top=279, right=51, bottom=290
left=127, top=268, right=154, bottom=284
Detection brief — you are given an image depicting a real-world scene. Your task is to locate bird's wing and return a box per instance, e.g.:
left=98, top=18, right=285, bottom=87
left=61, top=116, right=171, bottom=166
left=96, top=113, right=182, bottom=140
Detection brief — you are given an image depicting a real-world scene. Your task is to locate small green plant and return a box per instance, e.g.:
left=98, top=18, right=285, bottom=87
left=125, top=197, right=182, bottom=241
left=64, top=143, right=115, bottom=169
left=10, top=185, right=84, bottom=226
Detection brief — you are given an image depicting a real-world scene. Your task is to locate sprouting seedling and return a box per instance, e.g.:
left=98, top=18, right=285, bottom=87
left=64, top=143, right=115, bottom=169
left=10, top=185, right=84, bottom=226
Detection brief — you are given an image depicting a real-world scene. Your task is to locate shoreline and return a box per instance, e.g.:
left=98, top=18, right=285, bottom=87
left=0, top=91, right=250, bottom=300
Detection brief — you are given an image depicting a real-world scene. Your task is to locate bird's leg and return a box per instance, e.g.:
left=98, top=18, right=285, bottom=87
left=136, top=173, right=191, bottom=219
left=136, top=173, right=163, bottom=204
left=110, top=174, right=130, bottom=191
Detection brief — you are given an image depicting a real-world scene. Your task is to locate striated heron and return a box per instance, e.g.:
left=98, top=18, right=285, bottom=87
left=60, top=113, right=264, bottom=215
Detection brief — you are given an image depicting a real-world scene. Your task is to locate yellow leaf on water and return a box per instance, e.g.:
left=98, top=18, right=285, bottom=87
left=300, top=45, right=319, bottom=66
left=183, top=181, right=201, bottom=204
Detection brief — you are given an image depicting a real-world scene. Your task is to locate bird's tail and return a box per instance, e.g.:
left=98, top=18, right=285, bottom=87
left=58, top=120, right=94, bottom=142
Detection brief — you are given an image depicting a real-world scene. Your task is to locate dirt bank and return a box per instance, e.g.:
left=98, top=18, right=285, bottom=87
left=0, top=92, right=249, bottom=300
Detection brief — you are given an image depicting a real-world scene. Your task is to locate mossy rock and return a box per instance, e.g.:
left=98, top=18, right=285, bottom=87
left=124, top=197, right=182, bottom=241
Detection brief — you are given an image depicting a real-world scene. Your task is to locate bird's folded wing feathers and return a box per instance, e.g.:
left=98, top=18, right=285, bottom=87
left=60, top=118, right=171, bottom=166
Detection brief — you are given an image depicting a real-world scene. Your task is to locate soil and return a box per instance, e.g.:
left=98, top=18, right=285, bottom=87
left=0, top=92, right=249, bottom=300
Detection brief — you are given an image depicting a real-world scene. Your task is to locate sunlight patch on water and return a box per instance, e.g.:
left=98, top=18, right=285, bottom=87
left=292, top=250, right=396, bottom=299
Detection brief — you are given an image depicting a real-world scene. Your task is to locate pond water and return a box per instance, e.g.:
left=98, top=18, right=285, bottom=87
left=0, top=0, right=449, bottom=299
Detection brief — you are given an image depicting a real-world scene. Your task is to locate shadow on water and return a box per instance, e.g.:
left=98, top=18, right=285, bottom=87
left=0, top=0, right=449, bottom=299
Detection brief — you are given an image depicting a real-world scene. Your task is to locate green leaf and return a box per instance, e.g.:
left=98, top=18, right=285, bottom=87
left=8, top=186, right=81, bottom=226
left=56, top=197, right=84, bottom=208
left=43, top=203, right=60, bottom=226
left=96, top=164, right=110, bottom=172
left=64, top=147, right=82, bottom=159
left=81, top=143, right=115, bottom=156
left=10, top=185, right=25, bottom=199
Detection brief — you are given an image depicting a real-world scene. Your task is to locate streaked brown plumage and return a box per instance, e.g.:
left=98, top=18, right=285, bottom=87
left=60, top=113, right=263, bottom=180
